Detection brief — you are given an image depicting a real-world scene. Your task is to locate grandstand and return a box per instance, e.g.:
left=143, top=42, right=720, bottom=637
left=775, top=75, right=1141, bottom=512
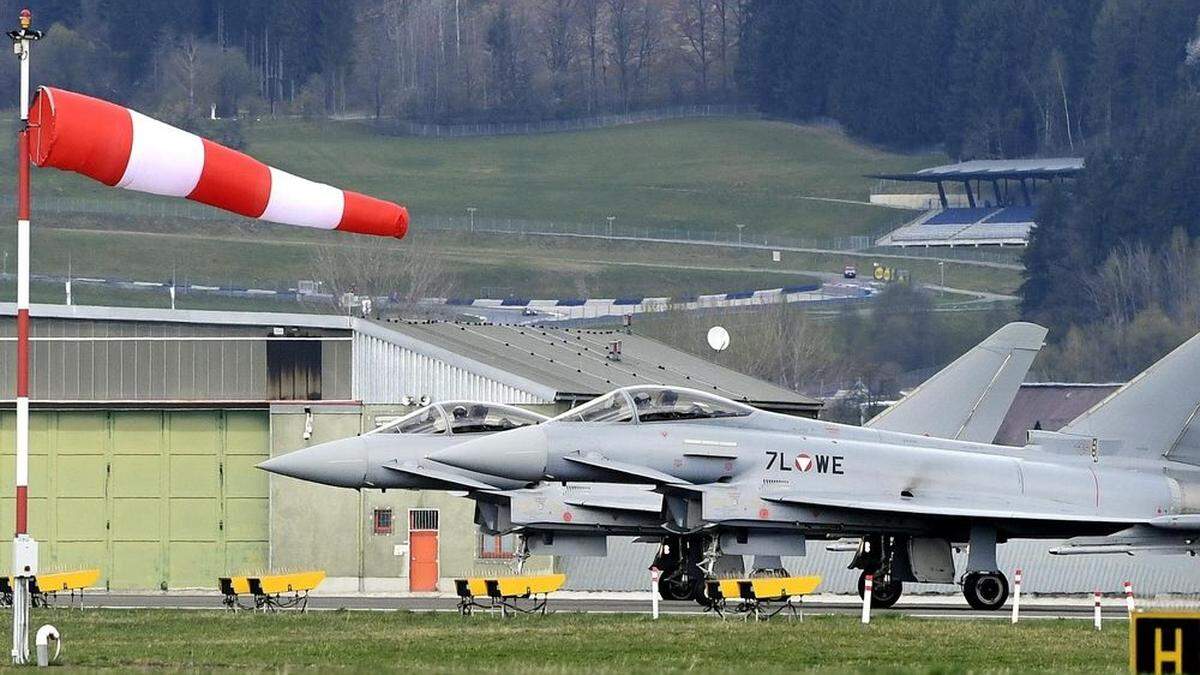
left=871, top=158, right=1083, bottom=247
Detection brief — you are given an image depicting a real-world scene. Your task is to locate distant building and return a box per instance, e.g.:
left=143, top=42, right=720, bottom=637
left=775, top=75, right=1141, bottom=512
left=0, top=303, right=816, bottom=592
left=870, top=158, right=1083, bottom=247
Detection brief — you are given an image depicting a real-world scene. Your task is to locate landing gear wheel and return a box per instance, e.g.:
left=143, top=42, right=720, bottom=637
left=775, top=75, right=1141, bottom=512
left=963, top=571, right=1009, bottom=610
left=657, top=572, right=692, bottom=601
left=857, top=570, right=903, bottom=609
left=691, top=578, right=715, bottom=608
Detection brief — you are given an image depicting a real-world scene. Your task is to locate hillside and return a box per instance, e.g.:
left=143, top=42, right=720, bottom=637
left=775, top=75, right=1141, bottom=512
left=0, top=116, right=987, bottom=307
left=14, top=117, right=941, bottom=241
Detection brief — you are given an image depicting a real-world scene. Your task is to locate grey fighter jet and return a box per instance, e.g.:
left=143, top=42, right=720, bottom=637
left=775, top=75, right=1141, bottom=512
left=431, top=327, right=1200, bottom=610
left=257, top=400, right=666, bottom=560
left=259, top=322, right=1044, bottom=599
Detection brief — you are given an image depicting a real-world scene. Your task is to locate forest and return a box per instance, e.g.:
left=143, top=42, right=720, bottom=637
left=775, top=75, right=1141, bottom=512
left=8, top=0, right=1200, bottom=382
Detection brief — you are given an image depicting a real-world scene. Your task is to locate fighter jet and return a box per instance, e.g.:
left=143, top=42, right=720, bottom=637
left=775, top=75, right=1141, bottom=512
left=257, top=400, right=666, bottom=562
left=431, top=327, right=1200, bottom=610
left=260, top=322, right=1044, bottom=598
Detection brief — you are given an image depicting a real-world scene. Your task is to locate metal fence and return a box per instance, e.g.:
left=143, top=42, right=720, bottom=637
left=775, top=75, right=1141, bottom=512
left=0, top=196, right=1020, bottom=265
left=389, top=104, right=759, bottom=138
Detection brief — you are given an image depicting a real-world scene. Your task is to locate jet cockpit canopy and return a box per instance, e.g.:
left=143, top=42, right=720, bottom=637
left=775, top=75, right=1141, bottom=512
left=368, top=401, right=547, bottom=435
left=555, top=386, right=754, bottom=424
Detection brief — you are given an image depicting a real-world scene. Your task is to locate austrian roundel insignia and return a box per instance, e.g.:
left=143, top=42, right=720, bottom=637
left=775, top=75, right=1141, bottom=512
left=794, top=453, right=814, bottom=472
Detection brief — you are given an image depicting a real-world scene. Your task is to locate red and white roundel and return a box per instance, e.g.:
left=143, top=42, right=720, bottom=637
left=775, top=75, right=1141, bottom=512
left=27, top=87, right=408, bottom=239
left=794, top=453, right=814, bottom=472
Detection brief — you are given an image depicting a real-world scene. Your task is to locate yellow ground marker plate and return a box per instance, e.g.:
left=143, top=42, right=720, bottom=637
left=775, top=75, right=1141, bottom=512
left=254, top=571, right=326, bottom=595
left=492, top=574, right=566, bottom=597
left=35, top=568, right=101, bottom=592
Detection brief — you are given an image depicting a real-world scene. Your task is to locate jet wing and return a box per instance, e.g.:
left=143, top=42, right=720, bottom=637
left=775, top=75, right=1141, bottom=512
left=865, top=322, right=1046, bottom=442
left=563, top=454, right=694, bottom=486
left=762, top=490, right=1143, bottom=524
left=382, top=462, right=501, bottom=491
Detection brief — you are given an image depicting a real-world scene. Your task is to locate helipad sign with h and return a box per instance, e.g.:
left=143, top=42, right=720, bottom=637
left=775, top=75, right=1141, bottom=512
left=1129, top=612, right=1200, bottom=673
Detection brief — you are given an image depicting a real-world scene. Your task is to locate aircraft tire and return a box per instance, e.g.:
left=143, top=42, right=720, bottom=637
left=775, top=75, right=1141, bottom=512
left=691, top=578, right=715, bottom=607
left=657, top=573, right=693, bottom=602
left=963, top=571, right=1009, bottom=610
left=857, top=570, right=903, bottom=609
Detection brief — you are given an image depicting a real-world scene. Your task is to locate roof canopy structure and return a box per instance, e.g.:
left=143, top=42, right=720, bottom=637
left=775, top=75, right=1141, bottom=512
left=869, top=157, right=1084, bottom=183
left=870, top=157, right=1084, bottom=210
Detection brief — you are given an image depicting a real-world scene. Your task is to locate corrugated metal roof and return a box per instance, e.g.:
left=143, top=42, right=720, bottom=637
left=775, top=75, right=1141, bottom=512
left=993, top=383, right=1119, bottom=446
left=380, top=322, right=819, bottom=411
left=0, top=306, right=815, bottom=410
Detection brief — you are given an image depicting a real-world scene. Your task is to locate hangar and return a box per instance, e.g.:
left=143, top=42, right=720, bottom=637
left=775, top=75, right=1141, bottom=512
left=0, top=303, right=816, bottom=591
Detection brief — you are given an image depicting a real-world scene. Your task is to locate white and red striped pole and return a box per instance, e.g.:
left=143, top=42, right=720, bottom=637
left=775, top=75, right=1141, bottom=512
left=861, top=574, right=873, bottom=624
left=10, top=8, right=39, bottom=665
left=1123, top=580, right=1135, bottom=615
left=1093, top=590, right=1102, bottom=630
left=1010, top=568, right=1022, bottom=624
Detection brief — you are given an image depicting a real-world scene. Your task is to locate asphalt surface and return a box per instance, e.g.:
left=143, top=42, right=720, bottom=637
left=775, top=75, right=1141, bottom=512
left=53, top=593, right=1130, bottom=620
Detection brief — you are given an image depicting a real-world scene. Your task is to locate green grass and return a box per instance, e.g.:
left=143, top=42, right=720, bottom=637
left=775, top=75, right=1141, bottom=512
left=6, top=117, right=942, bottom=240
left=0, top=610, right=1124, bottom=672
left=0, top=116, right=1014, bottom=307
left=0, top=215, right=1022, bottom=306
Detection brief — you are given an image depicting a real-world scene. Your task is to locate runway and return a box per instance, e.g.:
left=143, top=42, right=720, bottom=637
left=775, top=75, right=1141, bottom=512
left=54, top=593, right=1136, bottom=620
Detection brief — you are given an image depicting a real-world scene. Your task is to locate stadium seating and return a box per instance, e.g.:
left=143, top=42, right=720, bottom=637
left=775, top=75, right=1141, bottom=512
left=984, top=205, right=1036, bottom=223
left=923, top=208, right=998, bottom=225
left=879, top=204, right=1037, bottom=247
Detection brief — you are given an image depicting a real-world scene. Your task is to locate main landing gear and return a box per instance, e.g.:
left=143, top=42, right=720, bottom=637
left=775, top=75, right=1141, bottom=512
left=962, top=571, right=1009, bottom=610
left=961, top=524, right=1008, bottom=610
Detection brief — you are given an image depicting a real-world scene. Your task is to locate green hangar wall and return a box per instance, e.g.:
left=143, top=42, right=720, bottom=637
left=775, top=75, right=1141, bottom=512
left=0, top=408, right=270, bottom=590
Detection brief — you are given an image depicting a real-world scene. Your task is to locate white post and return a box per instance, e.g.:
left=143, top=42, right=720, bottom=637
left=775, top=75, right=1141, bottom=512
left=64, top=279, right=70, bottom=306
left=1093, top=591, right=1102, bottom=631
left=861, top=574, right=873, bottom=625
left=650, top=567, right=660, bottom=620
left=10, top=9, right=40, bottom=665
left=1010, top=568, right=1022, bottom=624
left=169, top=284, right=176, bottom=310
left=1123, top=581, right=1135, bottom=616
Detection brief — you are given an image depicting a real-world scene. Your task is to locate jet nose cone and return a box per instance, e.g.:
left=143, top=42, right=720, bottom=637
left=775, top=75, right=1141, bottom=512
left=257, top=436, right=368, bottom=488
left=428, top=425, right=548, bottom=482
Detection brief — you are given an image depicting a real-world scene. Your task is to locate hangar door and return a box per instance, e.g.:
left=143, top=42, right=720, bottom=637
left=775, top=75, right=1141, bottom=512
left=0, top=409, right=270, bottom=590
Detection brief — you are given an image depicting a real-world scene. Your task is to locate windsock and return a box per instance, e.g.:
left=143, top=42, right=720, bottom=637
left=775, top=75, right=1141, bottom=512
left=26, top=87, right=407, bottom=238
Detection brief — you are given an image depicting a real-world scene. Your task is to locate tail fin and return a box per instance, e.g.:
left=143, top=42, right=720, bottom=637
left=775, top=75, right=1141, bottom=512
left=866, top=322, right=1046, bottom=442
left=1059, top=331, right=1200, bottom=464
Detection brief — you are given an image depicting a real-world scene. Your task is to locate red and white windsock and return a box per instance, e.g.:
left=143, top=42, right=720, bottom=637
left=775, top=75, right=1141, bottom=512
left=26, top=87, right=408, bottom=238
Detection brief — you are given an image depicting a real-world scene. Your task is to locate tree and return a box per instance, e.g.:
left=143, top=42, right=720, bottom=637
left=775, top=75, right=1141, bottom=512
left=537, top=0, right=577, bottom=114
left=677, top=0, right=711, bottom=98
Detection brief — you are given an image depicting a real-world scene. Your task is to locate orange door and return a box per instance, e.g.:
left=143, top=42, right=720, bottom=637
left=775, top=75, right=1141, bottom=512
left=409, top=530, right=439, bottom=591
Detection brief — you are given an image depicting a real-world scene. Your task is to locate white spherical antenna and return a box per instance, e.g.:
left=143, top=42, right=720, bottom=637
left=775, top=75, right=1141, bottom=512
left=706, top=326, right=731, bottom=352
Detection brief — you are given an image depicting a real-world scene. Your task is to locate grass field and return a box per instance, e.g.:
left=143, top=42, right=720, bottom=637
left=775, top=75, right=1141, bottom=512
left=0, top=215, right=1020, bottom=303
left=6, top=117, right=941, bottom=240
left=0, top=610, right=1124, bottom=672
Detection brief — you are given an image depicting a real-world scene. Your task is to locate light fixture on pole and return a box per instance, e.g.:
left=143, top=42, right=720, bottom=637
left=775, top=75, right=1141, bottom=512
left=606, top=215, right=615, bottom=237
left=735, top=223, right=746, bottom=245
left=8, top=7, right=41, bottom=665
left=466, top=206, right=476, bottom=233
